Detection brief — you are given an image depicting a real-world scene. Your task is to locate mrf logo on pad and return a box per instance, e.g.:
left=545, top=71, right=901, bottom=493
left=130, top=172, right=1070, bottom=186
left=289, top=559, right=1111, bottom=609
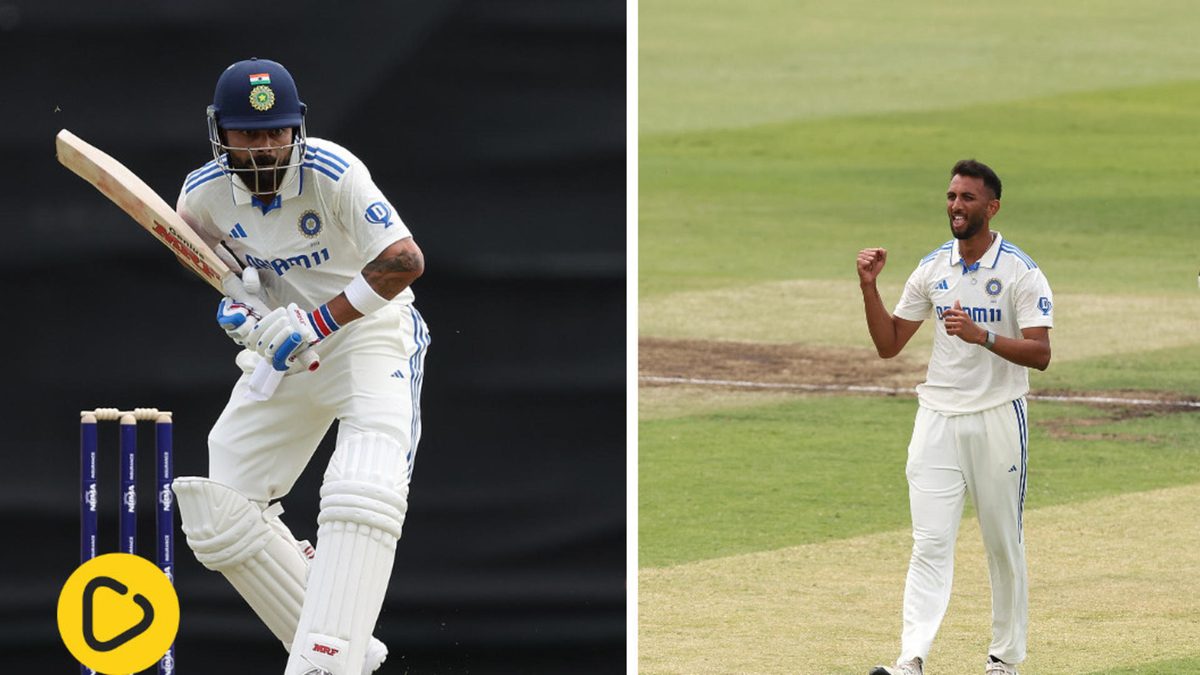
left=57, top=553, right=179, bottom=674
left=313, top=642, right=340, bottom=656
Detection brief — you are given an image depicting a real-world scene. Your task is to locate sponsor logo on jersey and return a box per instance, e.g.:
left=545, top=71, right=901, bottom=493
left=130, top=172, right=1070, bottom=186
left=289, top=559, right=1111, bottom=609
left=985, top=278, right=1003, bottom=296
left=298, top=210, right=322, bottom=237
left=249, top=85, right=276, bottom=111
left=229, top=223, right=247, bottom=239
left=1037, top=296, right=1052, bottom=315
left=932, top=279, right=949, bottom=291
left=391, top=369, right=405, bottom=379
left=245, top=248, right=332, bottom=277
left=365, top=201, right=394, bottom=228
left=935, top=305, right=1002, bottom=323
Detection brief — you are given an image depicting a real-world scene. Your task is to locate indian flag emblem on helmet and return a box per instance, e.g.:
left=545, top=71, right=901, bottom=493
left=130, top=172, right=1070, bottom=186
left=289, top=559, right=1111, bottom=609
left=249, top=85, right=276, bottom=112
left=248, top=73, right=271, bottom=85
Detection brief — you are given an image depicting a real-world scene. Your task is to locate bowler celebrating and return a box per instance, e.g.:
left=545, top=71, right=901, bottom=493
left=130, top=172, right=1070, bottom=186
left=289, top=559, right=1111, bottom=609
left=858, top=160, right=1053, bottom=675
left=170, top=58, right=430, bottom=674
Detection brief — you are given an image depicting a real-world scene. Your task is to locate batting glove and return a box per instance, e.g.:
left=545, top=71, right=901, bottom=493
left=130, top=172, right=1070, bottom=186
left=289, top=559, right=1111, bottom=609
left=248, top=303, right=339, bottom=372
left=216, top=297, right=257, bottom=346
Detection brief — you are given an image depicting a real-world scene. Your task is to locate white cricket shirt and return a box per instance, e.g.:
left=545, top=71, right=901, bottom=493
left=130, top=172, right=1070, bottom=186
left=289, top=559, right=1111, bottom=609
left=894, top=232, right=1054, bottom=414
left=177, top=137, right=414, bottom=311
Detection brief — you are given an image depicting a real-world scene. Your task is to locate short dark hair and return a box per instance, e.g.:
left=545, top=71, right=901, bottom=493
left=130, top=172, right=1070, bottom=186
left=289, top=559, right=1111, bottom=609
left=951, top=159, right=1001, bottom=199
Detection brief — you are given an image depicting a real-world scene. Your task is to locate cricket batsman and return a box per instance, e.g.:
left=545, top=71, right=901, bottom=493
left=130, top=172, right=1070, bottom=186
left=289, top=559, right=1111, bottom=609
left=859, top=160, right=1053, bottom=675
left=169, top=58, right=431, bottom=674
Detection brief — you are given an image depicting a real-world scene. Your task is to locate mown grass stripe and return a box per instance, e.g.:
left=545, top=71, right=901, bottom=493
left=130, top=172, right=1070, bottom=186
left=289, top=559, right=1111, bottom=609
left=640, top=484, right=1200, bottom=674
left=640, top=396, right=1200, bottom=567
left=641, top=375, right=1200, bottom=409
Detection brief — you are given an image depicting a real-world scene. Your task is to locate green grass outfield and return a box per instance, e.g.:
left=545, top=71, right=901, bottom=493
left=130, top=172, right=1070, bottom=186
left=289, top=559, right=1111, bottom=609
left=640, top=81, right=1200, bottom=299
left=640, top=396, right=1200, bottom=568
left=639, top=0, right=1200, bottom=672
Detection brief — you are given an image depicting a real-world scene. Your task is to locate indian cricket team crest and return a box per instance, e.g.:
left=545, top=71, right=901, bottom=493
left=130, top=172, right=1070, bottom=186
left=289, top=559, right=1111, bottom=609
left=298, top=210, right=322, bottom=238
left=985, top=278, right=1003, bottom=296
left=249, top=85, right=276, bottom=112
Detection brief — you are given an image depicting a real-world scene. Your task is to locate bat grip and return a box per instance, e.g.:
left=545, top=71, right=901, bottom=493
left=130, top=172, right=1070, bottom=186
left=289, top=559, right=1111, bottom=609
left=246, top=362, right=284, bottom=402
left=295, top=350, right=321, bottom=371
left=244, top=348, right=320, bottom=401
left=222, top=273, right=321, bottom=401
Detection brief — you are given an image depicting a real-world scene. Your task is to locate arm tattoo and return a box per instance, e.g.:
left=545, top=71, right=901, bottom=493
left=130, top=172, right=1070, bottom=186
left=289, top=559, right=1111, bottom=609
left=364, top=249, right=423, bottom=275
left=363, top=247, right=424, bottom=298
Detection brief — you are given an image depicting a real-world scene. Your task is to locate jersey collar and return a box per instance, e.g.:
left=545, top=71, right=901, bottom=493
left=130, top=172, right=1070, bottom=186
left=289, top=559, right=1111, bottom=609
left=230, top=146, right=304, bottom=212
left=949, top=231, right=1004, bottom=274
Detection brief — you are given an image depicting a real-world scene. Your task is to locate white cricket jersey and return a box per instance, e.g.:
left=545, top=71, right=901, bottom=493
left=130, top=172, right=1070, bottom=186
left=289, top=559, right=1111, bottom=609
left=177, top=137, right=414, bottom=312
left=894, top=232, right=1054, bottom=414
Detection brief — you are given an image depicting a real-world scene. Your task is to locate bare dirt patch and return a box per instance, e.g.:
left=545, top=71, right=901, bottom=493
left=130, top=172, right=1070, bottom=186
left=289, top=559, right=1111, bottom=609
left=1038, top=405, right=1165, bottom=442
left=639, top=337, right=925, bottom=390
left=640, top=338, right=1200, bottom=414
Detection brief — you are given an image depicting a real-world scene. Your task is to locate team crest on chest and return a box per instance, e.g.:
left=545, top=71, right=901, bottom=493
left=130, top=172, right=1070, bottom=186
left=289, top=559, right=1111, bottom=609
left=298, top=210, right=322, bottom=238
left=985, top=278, right=1003, bottom=296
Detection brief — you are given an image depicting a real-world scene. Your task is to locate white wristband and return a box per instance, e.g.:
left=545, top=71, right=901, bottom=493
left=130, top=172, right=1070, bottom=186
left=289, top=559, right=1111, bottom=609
left=343, top=273, right=390, bottom=316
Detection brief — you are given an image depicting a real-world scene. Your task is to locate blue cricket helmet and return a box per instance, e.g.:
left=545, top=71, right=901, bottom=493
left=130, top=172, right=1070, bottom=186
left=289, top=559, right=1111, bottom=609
left=205, top=58, right=308, bottom=196
left=208, top=58, right=306, bottom=130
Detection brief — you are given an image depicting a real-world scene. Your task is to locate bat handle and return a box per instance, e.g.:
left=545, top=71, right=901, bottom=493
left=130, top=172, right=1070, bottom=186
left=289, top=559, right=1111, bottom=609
left=223, top=272, right=322, bottom=401
left=246, top=362, right=284, bottom=401
left=244, top=349, right=321, bottom=401
left=296, top=350, right=320, bottom=371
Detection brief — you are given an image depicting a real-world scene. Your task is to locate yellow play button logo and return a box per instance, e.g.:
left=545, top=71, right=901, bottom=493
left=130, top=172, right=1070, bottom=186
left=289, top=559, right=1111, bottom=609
left=57, top=553, right=179, bottom=674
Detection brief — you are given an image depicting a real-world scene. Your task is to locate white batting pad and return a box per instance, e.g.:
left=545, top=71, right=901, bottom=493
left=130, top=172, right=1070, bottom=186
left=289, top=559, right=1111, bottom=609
left=284, top=432, right=409, bottom=675
left=174, top=477, right=389, bottom=673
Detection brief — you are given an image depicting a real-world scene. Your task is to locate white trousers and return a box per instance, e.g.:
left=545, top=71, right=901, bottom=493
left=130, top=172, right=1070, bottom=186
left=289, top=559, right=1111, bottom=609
left=900, top=399, right=1028, bottom=665
left=208, top=303, right=431, bottom=502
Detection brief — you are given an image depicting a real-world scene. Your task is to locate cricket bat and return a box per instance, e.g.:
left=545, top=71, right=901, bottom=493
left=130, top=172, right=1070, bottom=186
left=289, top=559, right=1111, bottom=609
left=55, top=128, right=318, bottom=398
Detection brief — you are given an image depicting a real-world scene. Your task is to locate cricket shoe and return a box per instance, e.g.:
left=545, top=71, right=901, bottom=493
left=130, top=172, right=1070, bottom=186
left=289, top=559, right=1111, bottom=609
left=870, top=657, right=922, bottom=675
left=985, top=656, right=1018, bottom=674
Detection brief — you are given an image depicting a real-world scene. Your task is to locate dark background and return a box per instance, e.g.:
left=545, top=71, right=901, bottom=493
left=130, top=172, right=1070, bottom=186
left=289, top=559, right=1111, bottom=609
left=0, top=2, right=626, bottom=673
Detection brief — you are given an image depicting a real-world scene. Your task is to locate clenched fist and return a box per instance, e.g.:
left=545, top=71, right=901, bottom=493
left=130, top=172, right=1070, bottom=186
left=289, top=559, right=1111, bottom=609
left=857, top=248, right=887, bottom=285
